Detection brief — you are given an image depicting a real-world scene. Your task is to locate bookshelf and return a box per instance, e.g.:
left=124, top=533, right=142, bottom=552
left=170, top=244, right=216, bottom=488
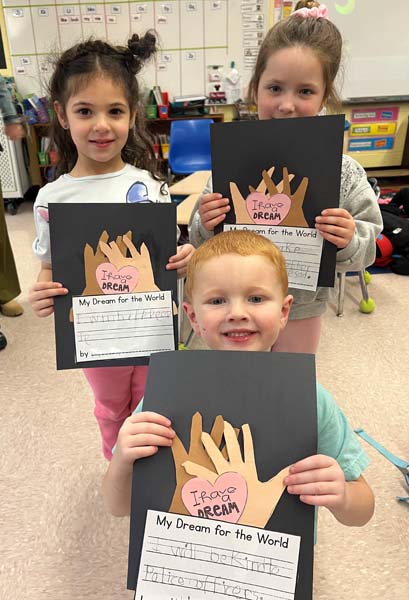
left=28, top=114, right=224, bottom=187
left=27, top=123, right=54, bottom=187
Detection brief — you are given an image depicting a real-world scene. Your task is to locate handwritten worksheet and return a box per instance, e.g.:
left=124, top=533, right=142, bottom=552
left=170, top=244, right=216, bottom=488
left=49, top=202, right=177, bottom=370
left=135, top=510, right=301, bottom=600
left=212, top=116, right=344, bottom=289
left=224, top=224, right=323, bottom=291
left=72, top=291, right=175, bottom=363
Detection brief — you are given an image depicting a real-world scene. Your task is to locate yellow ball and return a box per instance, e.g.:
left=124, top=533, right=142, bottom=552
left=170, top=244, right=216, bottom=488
left=359, top=298, right=376, bottom=313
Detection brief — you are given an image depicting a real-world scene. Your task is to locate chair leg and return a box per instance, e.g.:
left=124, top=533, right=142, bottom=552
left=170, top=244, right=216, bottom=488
left=358, top=270, right=369, bottom=302
left=177, top=277, right=195, bottom=347
left=337, top=272, right=345, bottom=317
left=358, top=270, right=376, bottom=313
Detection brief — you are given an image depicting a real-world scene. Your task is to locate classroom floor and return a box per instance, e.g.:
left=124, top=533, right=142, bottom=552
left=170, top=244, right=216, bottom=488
left=1, top=201, right=408, bottom=599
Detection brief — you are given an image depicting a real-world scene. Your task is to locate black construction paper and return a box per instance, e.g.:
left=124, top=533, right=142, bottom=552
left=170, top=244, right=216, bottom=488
left=128, top=350, right=317, bottom=600
left=49, top=203, right=177, bottom=370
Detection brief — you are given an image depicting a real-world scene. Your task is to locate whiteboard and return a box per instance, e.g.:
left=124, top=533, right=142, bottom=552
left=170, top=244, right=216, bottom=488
left=327, top=0, right=409, bottom=100
left=2, top=0, right=271, bottom=101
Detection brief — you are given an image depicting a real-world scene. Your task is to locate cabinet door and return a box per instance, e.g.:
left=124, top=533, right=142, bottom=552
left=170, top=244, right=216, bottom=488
left=0, top=119, right=30, bottom=197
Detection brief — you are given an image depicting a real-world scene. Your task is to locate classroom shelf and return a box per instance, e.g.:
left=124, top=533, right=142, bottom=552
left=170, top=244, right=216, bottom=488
left=27, top=123, right=52, bottom=187
left=28, top=114, right=224, bottom=187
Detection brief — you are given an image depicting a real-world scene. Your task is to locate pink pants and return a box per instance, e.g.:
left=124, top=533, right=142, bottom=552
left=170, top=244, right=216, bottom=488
left=83, top=365, right=148, bottom=460
left=272, top=316, right=322, bottom=354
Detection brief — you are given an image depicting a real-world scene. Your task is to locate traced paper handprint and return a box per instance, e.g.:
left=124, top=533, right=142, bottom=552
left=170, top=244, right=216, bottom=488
left=183, top=420, right=291, bottom=528
left=230, top=166, right=308, bottom=227
left=99, top=234, right=178, bottom=315
left=169, top=412, right=237, bottom=515
left=69, top=230, right=131, bottom=321
left=98, top=234, right=160, bottom=295
left=82, top=230, right=127, bottom=296
left=71, top=230, right=177, bottom=321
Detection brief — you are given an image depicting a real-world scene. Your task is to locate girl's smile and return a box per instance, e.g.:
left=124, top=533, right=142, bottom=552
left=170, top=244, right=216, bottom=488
left=55, top=76, right=134, bottom=177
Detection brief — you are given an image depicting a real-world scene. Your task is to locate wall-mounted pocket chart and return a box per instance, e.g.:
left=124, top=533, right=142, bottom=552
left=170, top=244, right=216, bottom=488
left=2, top=0, right=271, bottom=99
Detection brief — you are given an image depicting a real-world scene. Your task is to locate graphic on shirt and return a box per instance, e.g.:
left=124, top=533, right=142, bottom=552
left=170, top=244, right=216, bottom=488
left=169, top=412, right=290, bottom=528
left=36, top=205, right=49, bottom=222
left=230, top=165, right=309, bottom=228
left=126, top=181, right=153, bottom=203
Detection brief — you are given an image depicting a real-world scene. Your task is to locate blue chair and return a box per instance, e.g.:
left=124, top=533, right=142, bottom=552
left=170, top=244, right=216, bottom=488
left=168, top=118, right=214, bottom=176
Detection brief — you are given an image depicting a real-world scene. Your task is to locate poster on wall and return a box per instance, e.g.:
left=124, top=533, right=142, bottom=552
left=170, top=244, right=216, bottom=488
left=128, top=350, right=317, bottom=600
left=347, top=105, right=399, bottom=153
left=211, top=115, right=345, bottom=290
left=49, top=203, right=178, bottom=370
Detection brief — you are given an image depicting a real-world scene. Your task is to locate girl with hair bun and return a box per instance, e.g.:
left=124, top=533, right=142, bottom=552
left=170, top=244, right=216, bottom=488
left=29, top=34, right=195, bottom=459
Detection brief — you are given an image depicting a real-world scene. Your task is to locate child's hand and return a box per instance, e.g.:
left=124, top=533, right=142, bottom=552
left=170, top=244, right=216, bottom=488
left=315, top=208, right=355, bottom=249
left=284, top=454, right=346, bottom=510
left=167, top=243, right=195, bottom=278
left=114, top=411, right=175, bottom=470
left=199, top=193, right=230, bottom=231
left=28, top=281, right=68, bottom=317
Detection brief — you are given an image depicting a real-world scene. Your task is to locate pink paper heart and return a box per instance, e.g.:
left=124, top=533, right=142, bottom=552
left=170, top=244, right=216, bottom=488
left=95, top=263, right=139, bottom=294
left=246, top=191, right=291, bottom=225
left=182, top=472, right=247, bottom=523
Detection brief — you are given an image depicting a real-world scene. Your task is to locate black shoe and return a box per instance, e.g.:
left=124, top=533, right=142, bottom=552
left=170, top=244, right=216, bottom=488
left=0, top=331, right=7, bottom=350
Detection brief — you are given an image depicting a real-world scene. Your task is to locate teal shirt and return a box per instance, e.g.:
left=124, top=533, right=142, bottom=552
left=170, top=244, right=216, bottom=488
left=316, top=382, right=370, bottom=480
left=121, top=382, right=370, bottom=481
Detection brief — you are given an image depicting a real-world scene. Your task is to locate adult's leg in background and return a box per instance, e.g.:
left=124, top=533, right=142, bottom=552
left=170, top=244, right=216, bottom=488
left=0, top=187, right=21, bottom=305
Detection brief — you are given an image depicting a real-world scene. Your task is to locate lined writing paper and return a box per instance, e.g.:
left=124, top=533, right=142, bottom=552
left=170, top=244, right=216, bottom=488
left=72, top=291, right=175, bottom=362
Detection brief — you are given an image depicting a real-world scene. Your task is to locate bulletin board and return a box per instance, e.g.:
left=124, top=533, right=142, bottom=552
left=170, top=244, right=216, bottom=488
left=1, top=0, right=272, bottom=100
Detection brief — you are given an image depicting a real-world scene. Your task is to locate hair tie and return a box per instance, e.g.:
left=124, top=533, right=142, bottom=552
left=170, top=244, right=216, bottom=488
left=293, top=4, right=328, bottom=19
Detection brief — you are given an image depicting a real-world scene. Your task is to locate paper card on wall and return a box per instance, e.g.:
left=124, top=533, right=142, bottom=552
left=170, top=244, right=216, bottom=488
left=49, top=203, right=178, bottom=370
left=211, top=115, right=344, bottom=289
left=128, top=350, right=317, bottom=600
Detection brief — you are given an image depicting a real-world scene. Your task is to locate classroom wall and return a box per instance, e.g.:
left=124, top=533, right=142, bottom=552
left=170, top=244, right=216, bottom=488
left=0, top=8, right=13, bottom=75
left=2, top=0, right=409, bottom=170
left=0, top=0, right=271, bottom=100
left=328, top=1, right=409, bottom=100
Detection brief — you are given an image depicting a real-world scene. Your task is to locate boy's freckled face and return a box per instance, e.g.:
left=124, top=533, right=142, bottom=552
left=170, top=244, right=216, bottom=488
left=184, top=254, right=292, bottom=352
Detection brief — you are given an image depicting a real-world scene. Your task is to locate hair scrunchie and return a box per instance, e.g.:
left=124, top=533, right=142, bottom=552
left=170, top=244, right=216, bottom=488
left=293, top=4, right=328, bottom=18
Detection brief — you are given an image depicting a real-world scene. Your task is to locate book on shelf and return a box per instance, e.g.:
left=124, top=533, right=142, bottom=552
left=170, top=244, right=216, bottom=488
left=173, top=94, right=206, bottom=103
left=152, top=86, right=163, bottom=106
